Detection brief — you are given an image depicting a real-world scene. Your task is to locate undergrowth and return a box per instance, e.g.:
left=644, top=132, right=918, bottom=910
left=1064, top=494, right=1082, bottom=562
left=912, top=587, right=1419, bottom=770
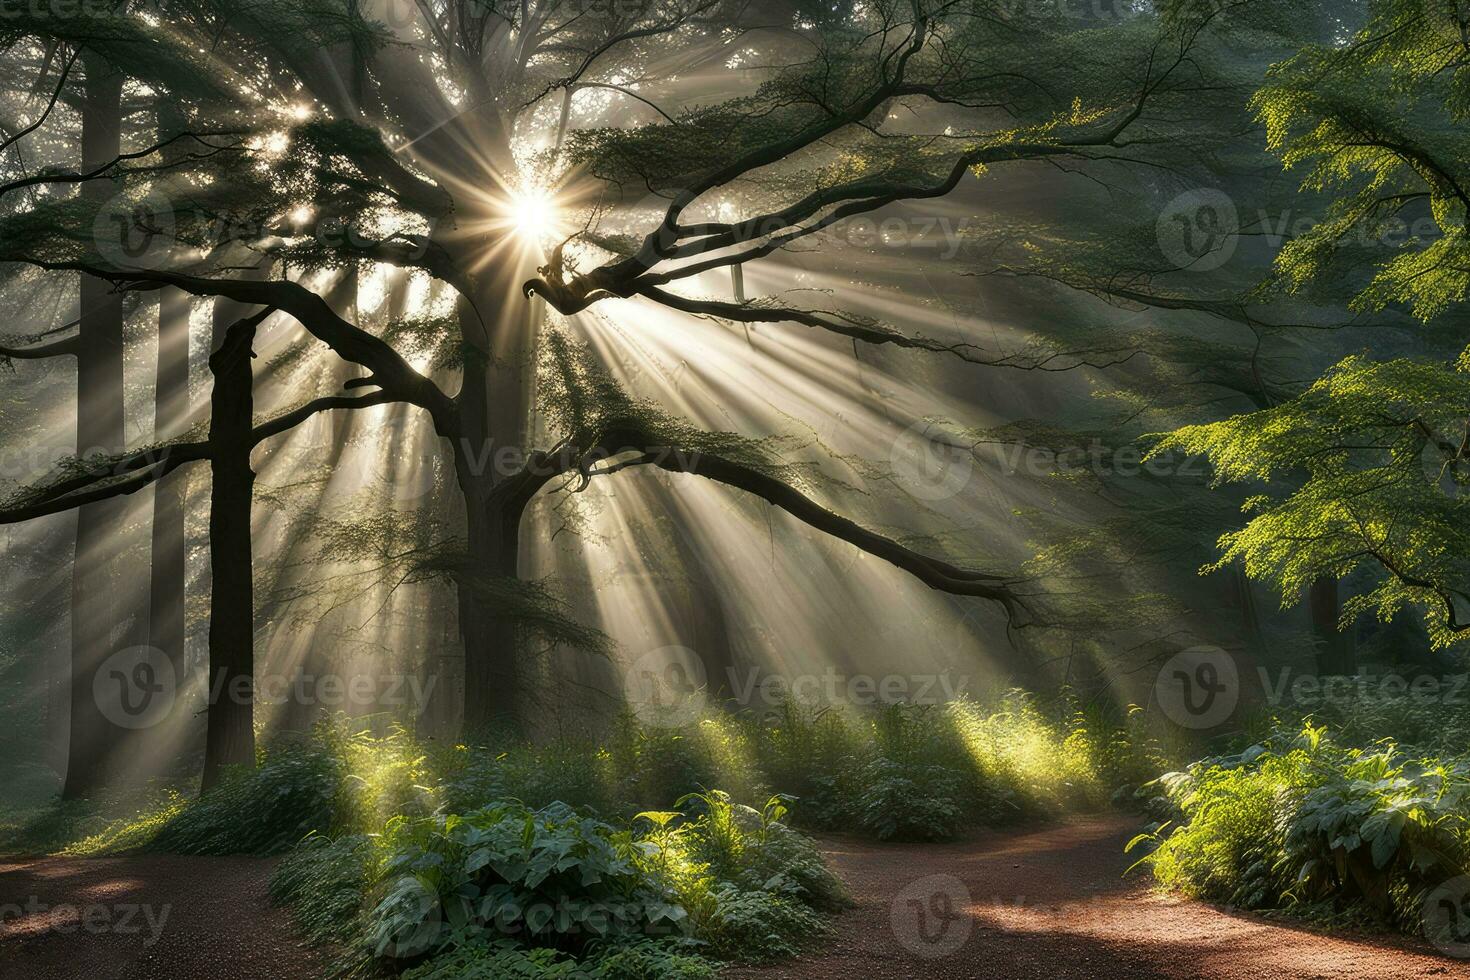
left=1131, top=688, right=1470, bottom=947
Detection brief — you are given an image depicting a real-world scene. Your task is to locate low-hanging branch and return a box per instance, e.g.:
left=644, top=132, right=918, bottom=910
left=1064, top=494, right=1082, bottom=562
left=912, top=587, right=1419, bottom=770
left=27, top=261, right=461, bottom=437
left=0, top=388, right=403, bottom=524
left=493, top=431, right=1039, bottom=628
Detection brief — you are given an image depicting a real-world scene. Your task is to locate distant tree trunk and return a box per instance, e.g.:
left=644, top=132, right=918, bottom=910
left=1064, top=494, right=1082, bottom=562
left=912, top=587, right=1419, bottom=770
left=277, top=270, right=357, bottom=733
left=1309, top=577, right=1356, bottom=675
left=148, top=106, right=192, bottom=707
left=651, top=481, right=741, bottom=700
left=201, top=313, right=261, bottom=791
left=64, top=55, right=127, bottom=799
left=148, top=287, right=191, bottom=718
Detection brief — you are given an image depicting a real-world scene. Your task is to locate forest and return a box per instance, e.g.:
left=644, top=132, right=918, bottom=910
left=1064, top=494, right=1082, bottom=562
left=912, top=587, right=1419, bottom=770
left=1, top=0, right=1469, bottom=977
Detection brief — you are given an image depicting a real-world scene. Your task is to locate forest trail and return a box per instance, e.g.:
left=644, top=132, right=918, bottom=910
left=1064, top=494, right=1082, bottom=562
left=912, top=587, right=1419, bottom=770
left=0, top=854, right=320, bottom=979
left=729, top=814, right=1470, bottom=980
left=2, top=817, right=1467, bottom=979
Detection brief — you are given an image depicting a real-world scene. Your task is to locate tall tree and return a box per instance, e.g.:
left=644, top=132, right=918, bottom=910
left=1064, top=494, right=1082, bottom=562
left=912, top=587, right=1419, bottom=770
left=64, top=52, right=127, bottom=798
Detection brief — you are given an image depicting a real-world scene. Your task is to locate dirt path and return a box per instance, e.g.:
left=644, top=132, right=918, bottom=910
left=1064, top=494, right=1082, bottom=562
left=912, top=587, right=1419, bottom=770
left=729, top=815, right=1470, bottom=980
left=3, top=817, right=1467, bottom=979
left=0, top=854, right=321, bottom=979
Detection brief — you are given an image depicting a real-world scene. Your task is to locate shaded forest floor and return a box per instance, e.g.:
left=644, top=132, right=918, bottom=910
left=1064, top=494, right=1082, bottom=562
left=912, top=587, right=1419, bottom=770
left=0, top=854, right=320, bottom=979
left=729, top=815, right=1470, bottom=980
left=2, top=816, right=1466, bottom=979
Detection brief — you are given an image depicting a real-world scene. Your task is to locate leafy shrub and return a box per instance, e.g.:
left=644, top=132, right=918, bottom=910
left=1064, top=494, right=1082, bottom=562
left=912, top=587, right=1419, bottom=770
left=851, top=757, right=964, bottom=841
left=150, top=742, right=343, bottom=854
left=400, top=939, right=718, bottom=979
left=633, top=790, right=842, bottom=960
left=269, top=834, right=374, bottom=948
left=368, top=801, right=685, bottom=961
left=1132, top=723, right=1470, bottom=936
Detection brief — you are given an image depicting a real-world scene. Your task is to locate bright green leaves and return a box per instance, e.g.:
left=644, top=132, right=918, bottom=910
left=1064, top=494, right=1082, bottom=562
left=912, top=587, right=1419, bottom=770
left=1151, top=355, right=1470, bottom=646
left=1251, top=1, right=1470, bottom=320
left=1140, top=723, right=1470, bottom=926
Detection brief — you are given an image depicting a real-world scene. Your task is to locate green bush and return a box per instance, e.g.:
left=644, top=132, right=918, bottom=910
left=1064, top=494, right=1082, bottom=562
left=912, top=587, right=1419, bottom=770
left=399, top=939, right=718, bottom=979
left=368, top=801, right=683, bottom=960
left=1132, top=723, right=1470, bottom=936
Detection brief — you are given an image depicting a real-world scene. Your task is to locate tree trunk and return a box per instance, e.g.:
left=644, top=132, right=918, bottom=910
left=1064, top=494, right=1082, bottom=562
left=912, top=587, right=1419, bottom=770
left=147, top=286, right=190, bottom=725
left=147, top=105, right=192, bottom=718
left=1309, top=576, right=1356, bottom=676
left=63, top=55, right=127, bottom=799
left=200, top=314, right=260, bottom=791
left=453, top=256, right=538, bottom=732
left=649, top=480, right=741, bottom=701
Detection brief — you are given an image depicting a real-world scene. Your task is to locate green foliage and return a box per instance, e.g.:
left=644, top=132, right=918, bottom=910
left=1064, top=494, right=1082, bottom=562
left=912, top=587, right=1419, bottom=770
left=148, top=742, right=346, bottom=855
left=398, top=940, right=718, bottom=980
left=751, top=693, right=1171, bottom=841
left=268, top=834, right=374, bottom=949
left=1151, top=355, right=1470, bottom=648
left=291, top=783, right=841, bottom=977
left=1252, top=0, right=1470, bottom=320
left=1133, top=721, right=1470, bottom=935
left=368, top=801, right=685, bottom=959
left=851, top=757, right=964, bottom=842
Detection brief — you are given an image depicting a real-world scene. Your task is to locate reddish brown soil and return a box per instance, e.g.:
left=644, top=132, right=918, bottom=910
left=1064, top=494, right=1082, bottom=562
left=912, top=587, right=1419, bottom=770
left=729, top=815, right=1470, bottom=980
left=0, top=854, right=321, bottom=979
left=2, top=817, right=1467, bottom=979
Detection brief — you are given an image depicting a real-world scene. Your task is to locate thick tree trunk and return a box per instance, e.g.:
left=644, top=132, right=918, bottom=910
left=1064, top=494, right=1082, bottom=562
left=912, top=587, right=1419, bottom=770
left=200, top=314, right=260, bottom=791
left=1309, top=576, right=1356, bottom=676
left=63, top=56, right=127, bottom=799
left=453, top=256, right=537, bottom=732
